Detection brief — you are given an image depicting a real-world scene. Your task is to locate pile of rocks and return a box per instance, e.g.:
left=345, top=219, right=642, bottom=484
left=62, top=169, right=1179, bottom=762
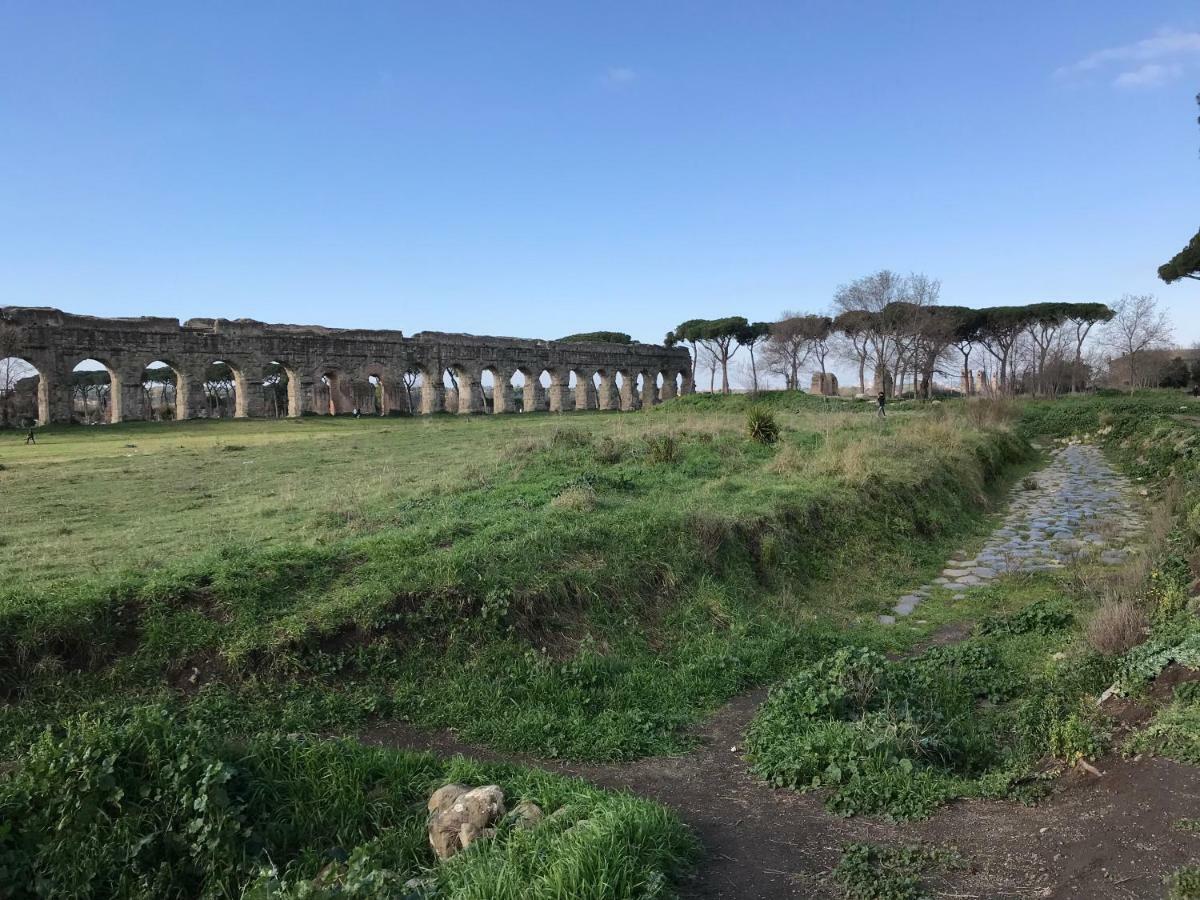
left=880, top=444, right=1144, bottom=625
left=426, top=783, right=544, bottom=860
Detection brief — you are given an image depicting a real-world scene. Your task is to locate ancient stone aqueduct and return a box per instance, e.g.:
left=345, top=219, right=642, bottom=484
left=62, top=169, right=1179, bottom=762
left=1, top=307, right=694, bottom=424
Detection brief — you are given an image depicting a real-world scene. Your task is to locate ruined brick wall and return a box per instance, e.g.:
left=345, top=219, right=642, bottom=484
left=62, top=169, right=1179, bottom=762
left=0, top=307, right=693, bottom=424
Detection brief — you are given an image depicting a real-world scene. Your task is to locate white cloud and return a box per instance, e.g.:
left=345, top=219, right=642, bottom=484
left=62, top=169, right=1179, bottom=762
left=1055, top=27, right=1200, bottom=88
left=601, top=66, right=637, bottom=88
left=1113, top=62, right=1182, bottom=89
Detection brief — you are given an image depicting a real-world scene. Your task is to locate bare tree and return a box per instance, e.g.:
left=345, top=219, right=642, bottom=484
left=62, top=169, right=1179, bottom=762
left=1103, top=294, right=1173, bottom=392
left=833, top=271, right=908, bottom=388
left=764, top=312, right=827, bottom=390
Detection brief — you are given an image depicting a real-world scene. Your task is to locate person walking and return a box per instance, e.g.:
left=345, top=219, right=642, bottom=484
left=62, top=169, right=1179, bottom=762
left=24, top=426, right=36, bottom=444
left=876, top=390, right=887, bottom=418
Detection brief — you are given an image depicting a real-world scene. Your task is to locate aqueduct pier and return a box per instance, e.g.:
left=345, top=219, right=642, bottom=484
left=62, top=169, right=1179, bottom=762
left=2, top=307, right=694, bottom=424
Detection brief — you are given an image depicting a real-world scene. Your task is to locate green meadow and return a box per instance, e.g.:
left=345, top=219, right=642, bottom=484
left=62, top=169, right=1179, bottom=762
left=5, top=392, right=1199, bottom=897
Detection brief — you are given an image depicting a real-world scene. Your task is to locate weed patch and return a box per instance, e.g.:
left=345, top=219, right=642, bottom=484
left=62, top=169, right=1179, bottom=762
left=832, top=842, right=961, bottom=900
left=0, top=706, right=697, bottom=899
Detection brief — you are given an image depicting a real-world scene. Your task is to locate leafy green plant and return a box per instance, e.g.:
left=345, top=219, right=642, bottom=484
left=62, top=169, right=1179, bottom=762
left=746, top=647, right=998, bottom=818
left=1168, top=865, right=1200, bottom=900
left=1126, top=684, right=1200, bottom=764
left=746, top=406, right=779, bottom=445
left=645, top=433, right=679, bottom=464
left=832, top=842, right=961, bottom=900
left=977, top=599, right=1074, bottom=637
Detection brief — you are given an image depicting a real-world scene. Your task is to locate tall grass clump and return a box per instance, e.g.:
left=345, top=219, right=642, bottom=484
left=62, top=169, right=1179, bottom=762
left=1085, top=600, right=1149, bottom=657
left=745, top=406, right=779, bottom=445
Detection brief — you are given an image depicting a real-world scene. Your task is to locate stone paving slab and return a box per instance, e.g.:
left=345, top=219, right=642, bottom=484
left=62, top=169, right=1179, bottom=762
left=881, top=443, right=1144, bottom=624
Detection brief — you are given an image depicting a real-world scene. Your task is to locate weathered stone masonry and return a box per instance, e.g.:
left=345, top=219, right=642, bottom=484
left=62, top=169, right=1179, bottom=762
left=1, top=306, right=693, bottom=424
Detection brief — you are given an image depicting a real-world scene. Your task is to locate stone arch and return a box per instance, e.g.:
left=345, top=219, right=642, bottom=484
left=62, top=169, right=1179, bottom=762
left=616, top=369, right=639, bottom=411
left=638, top=369, right=657, bottom=408
left=0, top=354, right=48, bottom=426
left=203, top=358, right=252, bottom=418
left=314, top=364, right=353, bottom=416
left=139, top=358, right=188, bottom=421
left=263, top=360, right=301, bottom=418
left=515, top=366, right=542, bottom=412
left=594, top=368, right=619, bottom=411
left=480, top=365, right=500, bottom=413
left=399, top=364, right=432, bottom=415
left=572, top=367, right=598, bottom=411
left=360, top=362, right=396, bottom=416
left=69, top=357, right=120, bottom=423
left=444, top=364, right=482, bottom=414
left=543, top=367, right=572, bottom=412
left=660, top=370, right=679, bottom=402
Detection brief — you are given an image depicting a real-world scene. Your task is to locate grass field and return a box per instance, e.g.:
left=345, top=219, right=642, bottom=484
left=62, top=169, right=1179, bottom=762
left=26, top=392, right=1194, bottom=898
left=0, top=395, right=1029, bottom=757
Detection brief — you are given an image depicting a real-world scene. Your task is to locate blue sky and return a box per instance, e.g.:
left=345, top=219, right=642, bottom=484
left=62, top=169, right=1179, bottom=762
left=3, top=1, right=1199, bottom=348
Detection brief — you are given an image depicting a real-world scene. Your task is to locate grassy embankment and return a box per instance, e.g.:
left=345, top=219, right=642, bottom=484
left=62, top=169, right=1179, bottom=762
left=0, top=393, right=1027, bottom=759
left=0, top=392, right=1029, bottom=898
left=747, top=392, right=1200, bottom=839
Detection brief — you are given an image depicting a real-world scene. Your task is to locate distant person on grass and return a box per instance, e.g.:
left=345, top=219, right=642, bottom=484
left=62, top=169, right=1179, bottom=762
left=25, top=427, right=36, bottom=444
left=876, top=391, right=887, bottom=418
left=352, top=407, right=361, bottom=419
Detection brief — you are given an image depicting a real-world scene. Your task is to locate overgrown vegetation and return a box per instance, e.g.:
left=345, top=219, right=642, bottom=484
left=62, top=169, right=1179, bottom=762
left=0, top=706, right=696, bottom=899
left=0, top=397, right=1026, bottom=763
left=10, top=390, right=1200, bottom=894
left=0, top=396, right=1033, bottom=895
left=832, top=842, right=961, bottom=900
left=746, top=602, right=1112, bottom=819
left=749, top=392, right=1200, bottom=819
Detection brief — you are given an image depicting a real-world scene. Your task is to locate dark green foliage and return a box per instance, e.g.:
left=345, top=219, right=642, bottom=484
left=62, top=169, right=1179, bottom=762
left=832, top=843, right=961, bottom=900
left=746, top=406, right=779, bottom=444
left=558, top=332, right=633, bottom=344
left=1168, top=865, right=1200, bottom=900
left=976, top=599, right=1074, bottom=637
left=0, top=707, right=698, bottom=900
left=1159, top=228, right=1200, bottom=284
left=747, top=605, right=1116, bottom=818
left=645, top=433, right=679, bottom=464
left=746, top=647, right=1000, bottom=818
left=1161, top=356, right=1192, bottom=388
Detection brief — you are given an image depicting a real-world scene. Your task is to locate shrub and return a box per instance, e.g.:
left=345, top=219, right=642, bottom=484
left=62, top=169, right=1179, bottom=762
left=977, top=599, right=1074, bottom=637
left=833, top=843, right=961, bottom=900
left=645, top=433, right=679, bottom=464
left=746, top=406, right=779, bottom=445
left=550, top=429, right=591, bottom=449
left=550, top=485, right=597, bottom=512
left=964, top=398, right=1015, bottom=428
left=1167, top=865, right=1200, bottom=900
left=593, top=436, right=626, bottom=464
left=1085, top=600, right=1148, bottom=657
left=1126, top=686, right=1200, bottom=765
left=745, top=647, right=997, bottom=818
